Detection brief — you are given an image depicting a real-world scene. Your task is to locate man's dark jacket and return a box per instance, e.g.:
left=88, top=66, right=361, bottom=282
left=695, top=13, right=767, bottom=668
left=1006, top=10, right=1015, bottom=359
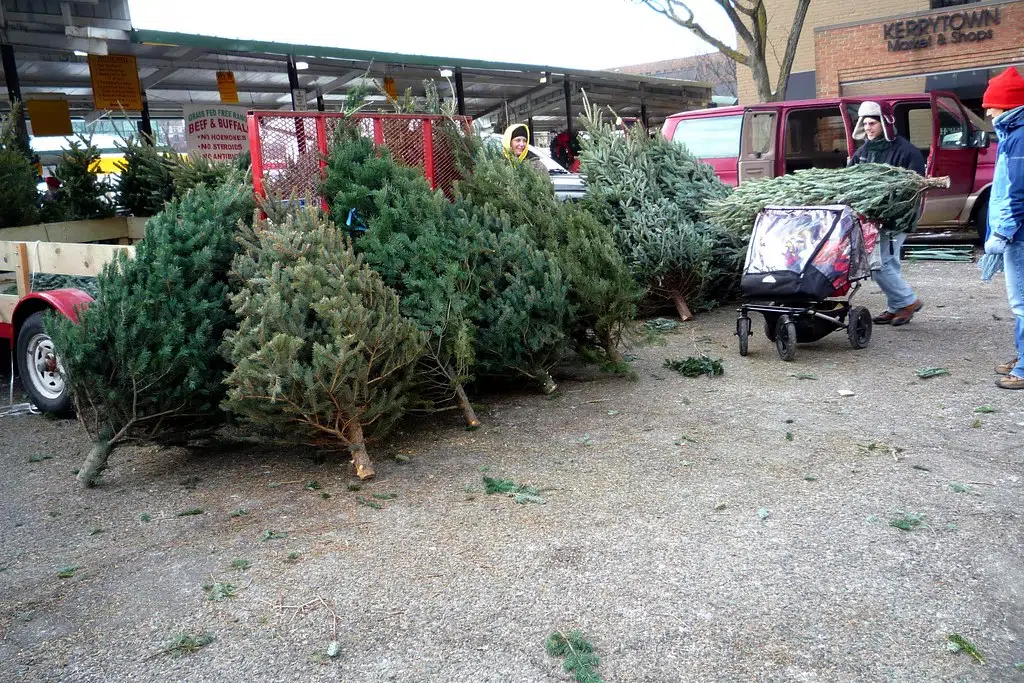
left=848, top=135, right=926, bottom=175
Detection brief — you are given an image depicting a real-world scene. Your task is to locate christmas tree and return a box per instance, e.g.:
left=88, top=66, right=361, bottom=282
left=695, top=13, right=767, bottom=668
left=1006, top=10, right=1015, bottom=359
left=578, top=98, right=743, bottom=319
left=44, top=136, right=115, bottom=222
left=114, top=135, right=176, bottom=217
left=171, top=153, right=246, bottom=198
left=0, top=102, right=39, bottom=229
left=705, top=164, right=951, bottom=235
left=48, top=178, right=254, bottom=487
left=322, top=123, right=484, bottom=427
left=468, top=204, right=570, bottom=394
left=456, top=144, right=642, bottom=365
left=222, top=208, right=424, bottom=480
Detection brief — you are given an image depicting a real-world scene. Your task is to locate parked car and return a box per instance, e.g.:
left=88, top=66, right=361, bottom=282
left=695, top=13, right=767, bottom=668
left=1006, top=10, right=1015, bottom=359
left=481, top=133, right=585, bottom=201
left=662, top=92, right=996, bottom=241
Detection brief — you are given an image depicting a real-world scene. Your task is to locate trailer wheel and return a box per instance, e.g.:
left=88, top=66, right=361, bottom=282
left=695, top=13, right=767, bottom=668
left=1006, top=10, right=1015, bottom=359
left=775, top=315, right=798, bottom=362
left=16, top=311, right=72, bottom=415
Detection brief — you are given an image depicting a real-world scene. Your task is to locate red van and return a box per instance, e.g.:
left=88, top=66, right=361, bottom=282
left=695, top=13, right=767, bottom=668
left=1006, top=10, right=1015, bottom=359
left=662, top=92, right=996, bottom=240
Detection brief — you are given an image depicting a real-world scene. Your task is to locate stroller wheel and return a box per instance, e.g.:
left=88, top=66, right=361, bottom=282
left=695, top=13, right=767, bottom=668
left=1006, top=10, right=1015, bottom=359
left=737, top=316, right=751, bottom=356
left=847, top=306, right=873, bottom=349
left=775, top=315, right=798, bottom=362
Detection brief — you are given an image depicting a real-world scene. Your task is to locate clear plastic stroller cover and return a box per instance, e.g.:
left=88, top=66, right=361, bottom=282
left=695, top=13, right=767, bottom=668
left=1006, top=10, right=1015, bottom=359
left=743, top=205, right=877, bottom=298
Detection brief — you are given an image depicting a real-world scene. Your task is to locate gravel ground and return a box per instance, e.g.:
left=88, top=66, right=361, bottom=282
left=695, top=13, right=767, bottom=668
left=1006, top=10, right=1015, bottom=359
left=1, top=259, right=1022, bottom=683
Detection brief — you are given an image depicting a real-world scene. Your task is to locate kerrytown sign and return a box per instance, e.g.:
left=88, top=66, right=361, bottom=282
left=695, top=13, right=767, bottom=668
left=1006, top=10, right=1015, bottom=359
left=883, top=7, right=1000, bottom=51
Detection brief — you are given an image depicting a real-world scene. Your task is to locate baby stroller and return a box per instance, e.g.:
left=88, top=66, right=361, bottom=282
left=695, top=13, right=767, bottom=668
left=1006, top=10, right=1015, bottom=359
left=736, top=205, right=881, bottom=361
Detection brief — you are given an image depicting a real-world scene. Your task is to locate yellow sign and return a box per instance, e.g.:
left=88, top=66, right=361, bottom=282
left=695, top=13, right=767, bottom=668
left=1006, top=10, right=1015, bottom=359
left=217, top=71, right=239, bottom=104
left=26, top=99, right=73, bottom=136
left=88, top=54, right=143, bottom=111
left=383, top=76, right=397, bottom=100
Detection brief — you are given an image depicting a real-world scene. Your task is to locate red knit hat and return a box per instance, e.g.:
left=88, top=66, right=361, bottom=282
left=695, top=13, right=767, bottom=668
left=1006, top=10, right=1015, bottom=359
left=982, top=67, right=1024, bottom=110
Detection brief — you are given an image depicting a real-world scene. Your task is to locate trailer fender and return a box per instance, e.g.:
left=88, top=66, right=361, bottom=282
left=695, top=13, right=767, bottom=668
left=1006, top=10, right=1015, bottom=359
left=12, top=288, right=94, bottom=335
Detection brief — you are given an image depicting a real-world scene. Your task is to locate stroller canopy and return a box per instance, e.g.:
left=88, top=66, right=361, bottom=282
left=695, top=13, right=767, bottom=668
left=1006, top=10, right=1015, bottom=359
left=742, top=205, right=878, bottom=301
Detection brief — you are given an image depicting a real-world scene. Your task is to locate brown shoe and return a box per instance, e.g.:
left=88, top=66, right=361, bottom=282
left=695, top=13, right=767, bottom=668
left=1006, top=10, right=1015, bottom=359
left=873, top=310, right=897, bottom=325
left=996, top=357, right=1019, bottom=375
left=891, top=299, right=924, bottom=327
left=996, top=373, right=1024, bottom=389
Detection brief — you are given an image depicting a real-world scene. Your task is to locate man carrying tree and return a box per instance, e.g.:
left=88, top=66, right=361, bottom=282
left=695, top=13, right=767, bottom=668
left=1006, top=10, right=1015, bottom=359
left=848, top=101, right=926, bottom=327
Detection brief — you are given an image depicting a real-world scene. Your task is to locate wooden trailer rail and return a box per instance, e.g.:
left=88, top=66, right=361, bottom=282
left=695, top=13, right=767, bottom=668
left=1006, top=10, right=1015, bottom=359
left=0, top=217, right=147, bottom=245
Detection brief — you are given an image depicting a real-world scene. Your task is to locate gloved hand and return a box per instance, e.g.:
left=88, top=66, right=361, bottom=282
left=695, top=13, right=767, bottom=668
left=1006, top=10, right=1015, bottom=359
left=985, top=233, right=1009, bottom=255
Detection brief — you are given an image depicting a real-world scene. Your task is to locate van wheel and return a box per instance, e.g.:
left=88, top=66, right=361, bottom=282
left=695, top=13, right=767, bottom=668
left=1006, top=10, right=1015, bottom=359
left=16, top=311, right=72, bottom=415
left=974, top=200, right=988, bottom=243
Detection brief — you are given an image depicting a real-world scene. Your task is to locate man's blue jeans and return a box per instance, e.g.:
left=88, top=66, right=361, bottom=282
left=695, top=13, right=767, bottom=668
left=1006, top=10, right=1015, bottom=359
left=1002, top=239, right=1024, bottom=378
left=872, top=232, right=917, bottom=312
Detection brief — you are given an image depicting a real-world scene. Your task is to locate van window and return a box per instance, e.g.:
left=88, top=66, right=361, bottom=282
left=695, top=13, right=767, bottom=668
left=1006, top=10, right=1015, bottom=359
left=671, top=115, right=742, bottom=158
left=783, top=107, right=848, bottom=173
left=905, top=108, right=932, bottom=149
left=935, top=96, right=969, bottom=148
left=749, top=113, right=775, bottom=156
left=891, top=103, right=935, bottom=160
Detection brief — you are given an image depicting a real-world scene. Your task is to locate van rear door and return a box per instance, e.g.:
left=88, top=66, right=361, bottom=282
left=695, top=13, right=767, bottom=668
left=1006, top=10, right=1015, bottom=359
left=737, top=109, right=778, bottom=182
left=839, top=97, right=866, bottom=164
left=666, top=112, right=743, bottom=186
left=922, top=91, right=978, bottom=227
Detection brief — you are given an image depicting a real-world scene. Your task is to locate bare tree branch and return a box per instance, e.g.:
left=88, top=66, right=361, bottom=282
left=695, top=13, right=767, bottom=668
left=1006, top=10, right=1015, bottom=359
left=636, top=0, right=812, bottom=102
left=638, top=0, right=748, bottom=64
left=690, top=53, right=738, bottom=99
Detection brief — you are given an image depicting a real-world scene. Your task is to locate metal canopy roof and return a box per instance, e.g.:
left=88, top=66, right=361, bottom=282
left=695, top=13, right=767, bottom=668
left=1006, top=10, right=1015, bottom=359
left=1, top=1, right=711, bottom=131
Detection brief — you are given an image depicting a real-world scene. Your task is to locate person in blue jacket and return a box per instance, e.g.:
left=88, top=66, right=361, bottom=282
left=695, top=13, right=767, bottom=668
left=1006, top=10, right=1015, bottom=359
left=849, top=101, right=927, bottom=326
left=982, top=67, right=1024, bottom=389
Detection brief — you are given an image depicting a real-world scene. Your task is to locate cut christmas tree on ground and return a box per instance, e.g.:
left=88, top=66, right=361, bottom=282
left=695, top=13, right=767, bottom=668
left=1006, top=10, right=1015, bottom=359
left=49, top=179, right=255, bottom=487
left=221, top=207, right=425, bottom=480
left=577, top=94, right=745, bottom=322
left=455, top=143, right=642, bottom=366
left=321, top=122, right=484, bottom=428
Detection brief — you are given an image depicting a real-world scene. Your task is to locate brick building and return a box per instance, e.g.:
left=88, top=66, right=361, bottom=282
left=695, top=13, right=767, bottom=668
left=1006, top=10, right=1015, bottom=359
left=740, top=0, right=1024, bottom=113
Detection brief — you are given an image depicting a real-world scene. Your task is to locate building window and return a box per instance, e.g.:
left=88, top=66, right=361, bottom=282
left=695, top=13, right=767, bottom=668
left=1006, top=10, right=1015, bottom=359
left=670, top=114, right=742, bottom=158
left=784, top=72, right=817, bottom=102
left=929, top=0, right=981, bottom=8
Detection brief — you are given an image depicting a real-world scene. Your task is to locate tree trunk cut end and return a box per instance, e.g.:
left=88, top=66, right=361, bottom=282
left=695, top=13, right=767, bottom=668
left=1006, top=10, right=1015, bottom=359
left=671, top=289, right=694, bottom=322
left=77, top=440, right=113, bottom=488
left=346, top=422, right=375, bottom=480
left=454, top=383, right=482, bottom=430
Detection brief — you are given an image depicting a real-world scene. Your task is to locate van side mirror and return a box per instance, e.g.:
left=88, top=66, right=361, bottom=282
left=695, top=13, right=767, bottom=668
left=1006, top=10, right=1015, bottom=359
left=970, top=129, right=990, bottom=148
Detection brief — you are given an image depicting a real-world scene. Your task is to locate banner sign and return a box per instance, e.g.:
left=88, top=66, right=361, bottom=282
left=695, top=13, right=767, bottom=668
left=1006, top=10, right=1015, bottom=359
left=884, top=7, right=999, bottom=51
left=27, top=99, right=73, bottom=136
left=183, top=104, right=249, bottom=162
left=88, top=54, right=143, bottom=110
left=217, top=71, right=240, bottom=104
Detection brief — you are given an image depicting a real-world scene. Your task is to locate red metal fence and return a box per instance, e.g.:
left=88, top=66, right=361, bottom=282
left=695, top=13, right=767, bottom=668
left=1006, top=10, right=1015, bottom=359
left=248, top=112, right=473, bottom=209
